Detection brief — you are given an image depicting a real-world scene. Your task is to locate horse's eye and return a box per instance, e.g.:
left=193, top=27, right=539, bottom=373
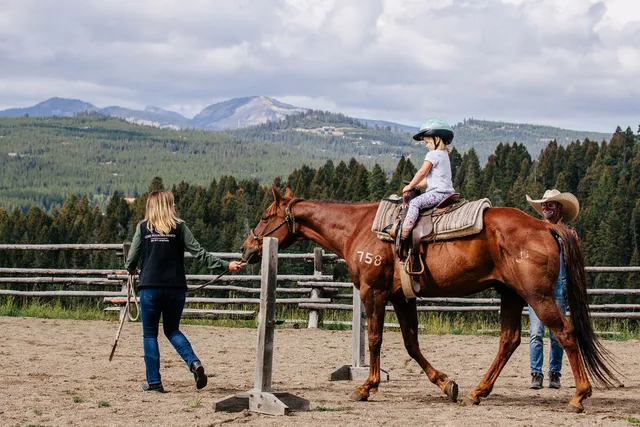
left=261, top=216, right=269, bottom=222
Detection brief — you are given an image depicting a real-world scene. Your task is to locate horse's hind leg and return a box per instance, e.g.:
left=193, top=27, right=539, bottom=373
left=527, top=297, right=592, bottom=413
left=390, top=293, right=458, bottom=402
left=464, top=289, right=525, bottom=405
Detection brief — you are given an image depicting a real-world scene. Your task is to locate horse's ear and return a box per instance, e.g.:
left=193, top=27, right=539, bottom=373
left=284, top=188, right=294, bottom=198
left=271, top=185, right=282, bottom=205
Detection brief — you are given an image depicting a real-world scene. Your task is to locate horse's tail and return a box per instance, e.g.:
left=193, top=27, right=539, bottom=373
left=551, top=225, right=619, bottom=388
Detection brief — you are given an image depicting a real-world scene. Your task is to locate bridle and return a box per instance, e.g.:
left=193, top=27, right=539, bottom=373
left=248, top=198, right=304, bottom=255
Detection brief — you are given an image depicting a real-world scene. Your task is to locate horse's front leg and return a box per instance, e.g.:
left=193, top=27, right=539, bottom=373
left=389, top=292, right=458, bottom=402
left=350, top=285, right=387, bottom=401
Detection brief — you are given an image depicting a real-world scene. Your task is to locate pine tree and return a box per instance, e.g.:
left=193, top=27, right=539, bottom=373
left=450, top=148, right=463, bottom=182
left=310, top=160, right=334, bottom=199
left=368, top=164, right=388, bottom=200
left=346, top=164, right=370, bottom=202
left=331, top=161, right=349, bottom=200
left=482, top=154, right=498, bottom=197
left=388, top=156, right=407, bottom=194
left=148, top=176, right=165, bottom=192
left=459, top=149, right=482, bottom=200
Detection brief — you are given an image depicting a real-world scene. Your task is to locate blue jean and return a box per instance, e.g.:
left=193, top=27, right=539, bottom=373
left=140, top=287, right=199, bottom=385
left=528, top=248, right=567, bottom=376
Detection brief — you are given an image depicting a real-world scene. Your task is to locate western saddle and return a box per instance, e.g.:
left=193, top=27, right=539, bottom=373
left=395, top=186, right=464, bottom=276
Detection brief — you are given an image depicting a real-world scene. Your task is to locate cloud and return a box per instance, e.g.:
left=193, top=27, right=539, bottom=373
left=0, top=0, right=638, bottom=132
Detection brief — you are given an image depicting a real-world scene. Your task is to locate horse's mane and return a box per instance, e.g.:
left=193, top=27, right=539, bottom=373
left=296, top=199, right=378, bottom=206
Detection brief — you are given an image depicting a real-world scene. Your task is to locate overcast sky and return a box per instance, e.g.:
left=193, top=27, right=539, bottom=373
left=1, top=0, right=638, bottom=132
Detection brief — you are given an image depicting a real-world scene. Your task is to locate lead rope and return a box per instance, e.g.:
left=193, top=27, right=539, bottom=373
left=125, top=274, right=140, bottom=321
left=108, top=275, right=139, bottom=361
left=186, top=261, right=247, bottom=294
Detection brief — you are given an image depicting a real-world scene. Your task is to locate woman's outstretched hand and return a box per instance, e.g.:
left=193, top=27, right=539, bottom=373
left=228, top=261, right=244, bottom=272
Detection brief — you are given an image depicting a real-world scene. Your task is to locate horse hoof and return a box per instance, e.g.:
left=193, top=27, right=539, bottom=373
left=444, top=381, right=458, bottom=402
left=459, top=395, right=479, bottom=406
left=566, top=403, right=584, bottom=413
left=350, top=390, right=368, bottom=402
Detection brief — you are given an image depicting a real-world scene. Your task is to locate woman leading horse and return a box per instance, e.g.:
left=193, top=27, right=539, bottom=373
left=241, top=186, right=618, bottom=413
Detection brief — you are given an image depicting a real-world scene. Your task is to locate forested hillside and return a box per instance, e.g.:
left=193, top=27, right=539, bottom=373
left=0, top=113, right=422, bottom=210
left=0, top=111, right=622, bottom=211
left=453, top=118, right=611, bottom=160
left=1, top=124, right=638, bottom=290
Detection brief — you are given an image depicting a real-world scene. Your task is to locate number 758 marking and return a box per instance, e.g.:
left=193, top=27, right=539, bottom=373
left=357, top=251, right=382, bottom=266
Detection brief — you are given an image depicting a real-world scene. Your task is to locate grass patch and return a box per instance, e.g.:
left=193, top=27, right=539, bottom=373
left=73, top=396, right=84, bottom=403
left=627, top=416, right=640, bottom=425
left=97, top=401, right=110, bottom=407
left=32, top=409, right=42, bottom=416
left=188, top=396, right=202, bottom=408
left=0, top=296, right=108, bottom=321
left=2, top=296, right=639, bottom=340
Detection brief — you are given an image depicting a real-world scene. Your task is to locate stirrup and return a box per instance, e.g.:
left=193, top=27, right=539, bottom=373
left=404, top=249, right=425, bottom=276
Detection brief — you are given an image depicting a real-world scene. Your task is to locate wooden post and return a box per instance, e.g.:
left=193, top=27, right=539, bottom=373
left=253, top=237, right=278, bottom=392
left=329, top=287, right=389, bottom=381
left=215, top=237, right=310, bottom=416
left=119, top=243, right=131, bottom=323
left=308, top=247, right=324, bottom=328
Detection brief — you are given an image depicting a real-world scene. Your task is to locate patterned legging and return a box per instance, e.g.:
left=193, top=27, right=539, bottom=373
left=401, top=189, right=453, bottom=232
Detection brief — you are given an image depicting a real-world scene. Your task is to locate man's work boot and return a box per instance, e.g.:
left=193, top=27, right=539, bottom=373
left=529, top=372, right=543, bottom=389
left=548, top=372, right=561, bottom=389
left=190, top=360, right=208, bottom=390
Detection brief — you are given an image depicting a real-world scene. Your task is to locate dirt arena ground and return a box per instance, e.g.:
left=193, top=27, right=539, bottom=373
left=0, top=316, right=638, bottom=427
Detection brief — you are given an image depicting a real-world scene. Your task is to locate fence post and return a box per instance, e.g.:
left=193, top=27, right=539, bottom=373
left=119, top=243, right=131, bottom=323
left=308, top=247, right=324, bottom=328
left=253, top=237, right=279, bottom=392
left=329, top=287, right=389, bottom=381
left=215, top=237, right=310, bottom=415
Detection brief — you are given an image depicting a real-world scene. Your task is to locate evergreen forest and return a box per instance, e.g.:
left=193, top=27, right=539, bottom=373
left=0, top=122, right=638, bottom=292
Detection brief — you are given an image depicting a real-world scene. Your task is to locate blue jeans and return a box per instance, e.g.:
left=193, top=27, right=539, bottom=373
left=140, top=287, right=199, bottom=385
left=528, top=248, right=567, bottom=376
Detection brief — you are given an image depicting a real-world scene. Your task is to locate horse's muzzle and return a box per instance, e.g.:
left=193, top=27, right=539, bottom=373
left=241, top=246, right=261, bottom=265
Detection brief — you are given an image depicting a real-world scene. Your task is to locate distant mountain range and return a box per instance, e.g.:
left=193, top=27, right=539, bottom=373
left=0, top=96, right=613, bottom=159
left=0, top=96, right=307, bottom=130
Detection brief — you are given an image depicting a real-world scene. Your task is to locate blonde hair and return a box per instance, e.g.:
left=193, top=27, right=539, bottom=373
left=426, top=136, right=452, bottom=153
left=144, top=190, right=182, bottom=235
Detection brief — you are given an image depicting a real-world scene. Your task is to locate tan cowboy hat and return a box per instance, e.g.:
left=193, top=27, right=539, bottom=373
left=526, top=189, right=580, bottom=222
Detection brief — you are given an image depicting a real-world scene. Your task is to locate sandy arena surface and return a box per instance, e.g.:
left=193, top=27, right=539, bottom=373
left=0, top=316, right=638, bottom=427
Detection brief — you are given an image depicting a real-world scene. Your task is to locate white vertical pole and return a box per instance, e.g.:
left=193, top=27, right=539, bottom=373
left=308, top=247, right=324, bottom=328
left=351, top=288, right=365, bottom=368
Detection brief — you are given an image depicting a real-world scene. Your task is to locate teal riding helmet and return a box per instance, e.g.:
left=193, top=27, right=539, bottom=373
left=412, top=118, right=454, bottom=144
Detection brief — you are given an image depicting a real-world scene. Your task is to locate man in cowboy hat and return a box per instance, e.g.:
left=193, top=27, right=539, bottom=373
left=525, top=189, right=580, bottom=390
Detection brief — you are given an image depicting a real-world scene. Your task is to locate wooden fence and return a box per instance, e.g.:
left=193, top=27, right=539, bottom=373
left=0, top=244, right=639, bottom=325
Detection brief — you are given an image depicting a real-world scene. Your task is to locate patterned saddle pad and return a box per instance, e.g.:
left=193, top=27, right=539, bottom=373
left=372, top=197, right=491, bottom=242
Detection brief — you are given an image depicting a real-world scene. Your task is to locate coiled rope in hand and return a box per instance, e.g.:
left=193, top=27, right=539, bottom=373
left=108, top=274, right=139, bottom=361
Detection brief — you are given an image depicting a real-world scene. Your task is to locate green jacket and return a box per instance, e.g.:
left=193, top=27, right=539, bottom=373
left=125, top=221, right=229, bottom=278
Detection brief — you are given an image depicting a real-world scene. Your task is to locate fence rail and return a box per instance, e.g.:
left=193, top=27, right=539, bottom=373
left=1, top=244, right=639, bottom=325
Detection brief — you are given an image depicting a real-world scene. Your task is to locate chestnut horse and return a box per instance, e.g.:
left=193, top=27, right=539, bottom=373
left=241, top=187, right=618, bottom=412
